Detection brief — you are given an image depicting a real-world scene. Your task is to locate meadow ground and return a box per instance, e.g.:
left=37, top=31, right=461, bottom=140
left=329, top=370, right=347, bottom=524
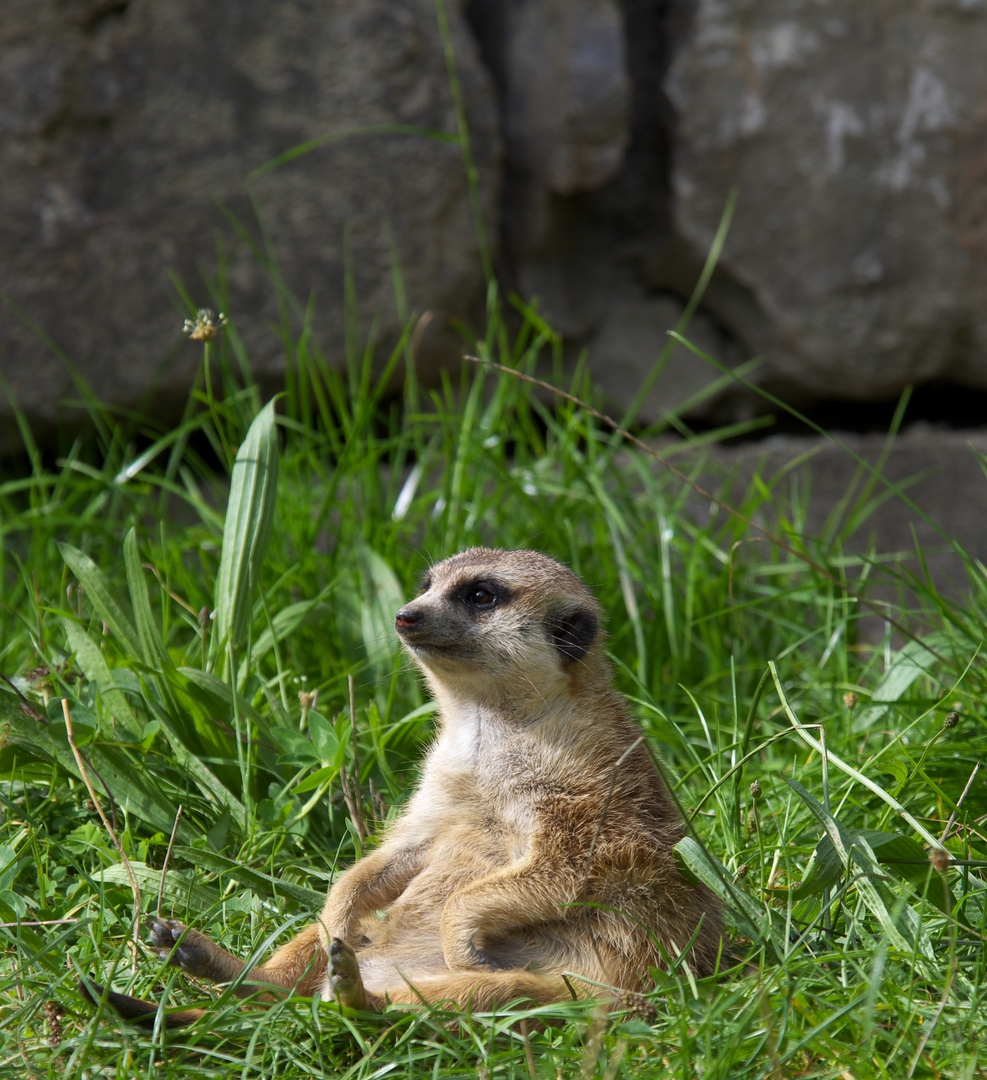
left=0, top=287, right=984, bottom=1079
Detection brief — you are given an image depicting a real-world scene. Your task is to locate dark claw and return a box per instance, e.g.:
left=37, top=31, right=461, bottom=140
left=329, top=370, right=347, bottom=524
left=148, top=917, right=184, bottom=952
left=147, top=918, right=212, bottom=977
left=471, top=945, right=503, bottom=971
left=329, top=938, right=357, bottom=974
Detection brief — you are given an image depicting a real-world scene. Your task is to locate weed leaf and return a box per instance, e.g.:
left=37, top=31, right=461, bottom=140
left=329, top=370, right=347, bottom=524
left=171, top=847, right=325, bottom=907
left=58, top=542, right=141, bottom=659
left=674, top=836, right=784, bottom=943
left=852, top=637, right=943, bottom=733
left=213, top=398, right=280, bottom=657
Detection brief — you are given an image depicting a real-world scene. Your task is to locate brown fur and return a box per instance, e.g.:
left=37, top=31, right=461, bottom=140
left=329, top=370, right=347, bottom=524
left=83, top=548, right=721, bottom=1025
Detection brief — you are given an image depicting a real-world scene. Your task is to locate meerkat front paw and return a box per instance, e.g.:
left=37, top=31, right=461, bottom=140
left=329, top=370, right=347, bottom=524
left=442, top=930, right=504, bottom=972
left=148, top=918, right=239, bottom=982
left=440, top=907, right=503, bottom=972
left=461, top=940, right=504, bottom=971
left=328, top=937, right=368, bottom=1010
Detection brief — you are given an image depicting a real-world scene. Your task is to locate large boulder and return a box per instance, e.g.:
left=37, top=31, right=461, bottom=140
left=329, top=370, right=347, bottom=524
left=0, top=0, right=497, bottom=450
left=666, top=0, right=987, bottom=403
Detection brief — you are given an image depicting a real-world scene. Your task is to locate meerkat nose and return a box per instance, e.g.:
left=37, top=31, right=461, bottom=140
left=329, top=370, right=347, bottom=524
left=395, top=609, right=422, bottom=632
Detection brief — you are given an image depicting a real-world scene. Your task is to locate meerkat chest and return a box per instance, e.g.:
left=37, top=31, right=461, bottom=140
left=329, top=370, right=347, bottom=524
left=399, top=734, right=544, bottom=868
left=415, top=767, right=537, bottom=854
left=426, top=729, right=549, bottom=826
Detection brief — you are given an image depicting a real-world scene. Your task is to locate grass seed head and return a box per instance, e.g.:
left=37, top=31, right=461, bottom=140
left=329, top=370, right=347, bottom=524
left=183, top=308, right=228, bottom=341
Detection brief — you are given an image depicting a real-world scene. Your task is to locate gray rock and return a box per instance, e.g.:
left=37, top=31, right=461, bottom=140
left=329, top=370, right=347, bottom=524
left=6, top=0, right=987, bottom=453
left=0, top=0, right=498, bottom=451
left=667, top=0, right=987, bottom=401
left=693, top=424, right=987, bottom=615
left=586, top=285, right=745, bottom=424
left=505, top=0, right=630, bottom=198
left=481, top=0, right=631, bottom=285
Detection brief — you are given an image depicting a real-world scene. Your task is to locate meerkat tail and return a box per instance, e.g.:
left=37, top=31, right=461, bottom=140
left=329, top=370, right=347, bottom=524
left=78, top=978, right=207, bottom=1029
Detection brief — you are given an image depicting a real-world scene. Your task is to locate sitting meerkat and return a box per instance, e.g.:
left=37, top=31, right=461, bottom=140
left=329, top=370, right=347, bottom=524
left=84, top=548, right=721, bottom=1025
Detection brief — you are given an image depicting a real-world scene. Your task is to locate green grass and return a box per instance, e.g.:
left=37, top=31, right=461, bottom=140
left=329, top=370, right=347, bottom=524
left=0, top=279, right=984, bottom=1079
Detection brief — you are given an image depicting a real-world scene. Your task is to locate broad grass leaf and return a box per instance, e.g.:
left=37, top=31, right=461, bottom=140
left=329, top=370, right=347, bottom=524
left=866, top=831, right=953, bottom=915
left=849, top=834, right=939, bottom=972
left=212, top=398, right=280, bottom=656
left=138, top=687, right=248, bottom=832
left=785, top=779, right=941, bottom=975
left=60, top=617, right=141, bottom=737
left=879, top=757, right=909, bottom=790
left=176, top=667, right=267, bottom=731
left=0, top=687, right=194, bottom=842
left=772, top=668, right=942, bottom=848
left=97, top=861, right=214, bottom=910
left=791, top=828, right=950, bottom=915
left=124, top=528, right=179, bottom=715
left=207, top=809, right=232, bottom=851
left=0, top=846, right=19, bottom=891
left=355, top=543, right=404, bottom=682
left=785, top=777, right=853, bottom=864
left=852, top=637, right=943, bottom=733
left=235, top=600, right=333, bottom=687
left=673, top=836, right=784, bottom=943
left=58, top=542, right=141, bottom=659
left=171, top=846, right=325, bottom=907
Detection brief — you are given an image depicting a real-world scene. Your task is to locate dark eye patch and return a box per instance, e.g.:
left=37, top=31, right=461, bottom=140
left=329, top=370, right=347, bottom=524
left=417, top=572, right=432, bottom=595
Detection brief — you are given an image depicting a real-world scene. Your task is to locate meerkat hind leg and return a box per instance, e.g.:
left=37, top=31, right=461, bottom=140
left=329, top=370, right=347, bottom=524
left=365, top=970, right=573, bottom=1014
left=327, top=942, right=572, bottom=1015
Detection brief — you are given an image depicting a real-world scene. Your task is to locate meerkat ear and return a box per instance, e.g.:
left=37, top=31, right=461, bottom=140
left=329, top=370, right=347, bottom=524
left=549, top=607, right=598, bottom=665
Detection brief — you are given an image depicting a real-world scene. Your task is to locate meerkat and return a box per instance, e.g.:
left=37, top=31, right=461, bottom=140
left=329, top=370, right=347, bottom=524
left=83, top=548, right=721, bottom=1026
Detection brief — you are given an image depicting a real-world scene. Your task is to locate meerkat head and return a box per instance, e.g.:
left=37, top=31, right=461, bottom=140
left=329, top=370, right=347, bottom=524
left=394, top=548, right=605, bottom=707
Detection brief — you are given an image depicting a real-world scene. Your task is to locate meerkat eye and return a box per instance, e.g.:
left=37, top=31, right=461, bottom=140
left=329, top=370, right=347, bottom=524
left=457, top=579, right=507, bottom=609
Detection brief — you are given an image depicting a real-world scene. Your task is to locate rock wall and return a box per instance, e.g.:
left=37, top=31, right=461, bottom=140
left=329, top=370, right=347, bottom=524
left=3, top=0, right=987, bottom=448
left=0, top=0, right=497, bottom=450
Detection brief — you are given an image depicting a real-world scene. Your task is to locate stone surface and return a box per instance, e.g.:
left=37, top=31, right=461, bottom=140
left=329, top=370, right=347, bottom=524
left=586, top=285, right=745, bottom=422
left=666, top=0, right=987, bottom=402
left=693, top=424, right=987, bottom=613
left=506, top=0, right=630, bottom=198
left=0, top=0, right=497, bottom=450
left=467, top=0, right=634, bottom=321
